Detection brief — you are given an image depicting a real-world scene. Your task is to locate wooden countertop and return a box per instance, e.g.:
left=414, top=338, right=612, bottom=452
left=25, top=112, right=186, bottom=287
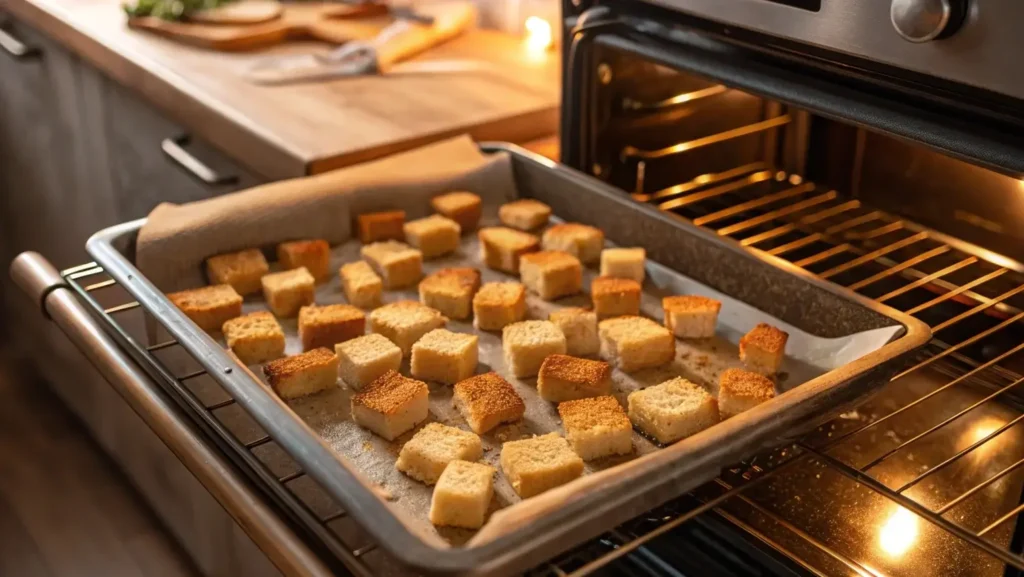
left=3, top=0, right=560, bottom=179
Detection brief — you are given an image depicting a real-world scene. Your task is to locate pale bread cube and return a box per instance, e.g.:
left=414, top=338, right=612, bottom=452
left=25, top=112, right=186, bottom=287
left=627, top=377, right=719, bottom=444
left=410, top=329, right=478, bottom=385
left=663, top=295, right=722, bottom=339
left=558, top=396, right=633, bottom=460
left=168, top=284, right=243, bottom=331
left=537, top=354, right=612, bottom=403
left=718, top=368, right=776, bottom=418
left=739, top=323, right=789, bottom=375
left=473, top=282, right=526, bottom=331
left=222, top=311, right=285, bottom=365
left=431, top=191, right=482, bottom=232
left=360, top=241, right=423, bottom=289
left=403, top=214, right=461, bottom=259
left=519, top=251, right=583, bottom=301
left=598, top=316, right=675, bottom=373
left=205, top=249, right=269, bottom=296
left=350, top=370, right=429, bottom=441
left=429, top=460, right=495, bottom=529
left=357, top=210, right=405, bottom=244
left=419, top=268, right=481, bottom=320
left=263, top=348, right=339, bottom=400
left=277, top=239, right=330, bottom=282
left=498, top=199, right=551, bottom=231
left=261, top=267, right=315, bottom=318
left=541, top=223, right=604, bottom=264
left=502, top=320, right=567, bottom=378
left=339, top=261, right=383, bottom=309
left=335, top=334, right=402, bottom=390
left=397, top=423, right=483, bottom=485
left=500, top=433, right=584, bottom=498
left=298, top=304, right=365, bottom=351
left=548, top=307, right=600, bottom=357
left=369, top=300, right=446, bottom=355
left=453, top=372, right=526, bottom=434
left=478, top=227, right=540, bottom=274
left=600, top=248, right=646, bottom=283
left=591, top=276, right=642, bottom=319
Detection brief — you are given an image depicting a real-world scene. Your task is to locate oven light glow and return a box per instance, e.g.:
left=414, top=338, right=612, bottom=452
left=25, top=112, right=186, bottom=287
left=879, top=506, right=918, bottom=557
left=524, top=16, right=553, bottom=53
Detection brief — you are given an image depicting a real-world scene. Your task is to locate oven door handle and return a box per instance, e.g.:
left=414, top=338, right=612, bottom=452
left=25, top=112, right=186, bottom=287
left=8, top=252, right=333, bottom=577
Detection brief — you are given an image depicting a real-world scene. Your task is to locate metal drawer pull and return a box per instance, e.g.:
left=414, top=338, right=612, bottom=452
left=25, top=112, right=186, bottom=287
left=161, top=135, right=239, bottom=186
left=0, top=22, right=40, bottom=59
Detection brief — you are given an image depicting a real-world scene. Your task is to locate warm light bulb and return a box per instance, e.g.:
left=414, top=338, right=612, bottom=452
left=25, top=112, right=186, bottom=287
left=879, top=506, right=918, bottom=557
left=524, top=16, right=553, bottom=53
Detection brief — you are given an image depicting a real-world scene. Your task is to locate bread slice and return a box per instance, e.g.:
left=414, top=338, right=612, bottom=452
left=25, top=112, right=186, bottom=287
left=360, top=241, right=423, bottom=289
left=261, top=267, right=316, bottom=318
left=520, top=251, right=583, bottom=301
left=452, top=372, right=525, bottom=434
left=297, top=304, right=365, bottom=351
left=404, top=214, right=461, bottom=259
left=548, top=307, right=600, bottom=357
left=663, top=295, right=722, bottom=339
left=335, top=333, right=402, bottom=390
left=369, top=300, right=446, bottom=355
left=429, top=460, right=495, bottom=529
left=478, top=227, right=540, bottom=273
left=419, top=267, right=481, bottom=320
left=558, top=396, right=633, bottom=460
left=739, top=323, right=789, bottom=375
left=263, top=348, right=339, bottom=400
left=339, top=261, right=383, bottom=309
left=591, top=276, right=642, bottom=319
left=396, top=423, right=483, bottom=485
left=600, top=248, right=645, bottom=283
left=537, top=354, right=612, bottom=403
left=498, top=199, right=551, bottom=231
left=499, top=433, right=584, bottom=498
left=205, top=249, right=268, bottom=296
left=473, top=282, right=526, bottom=331
left=410, top=329, right=478, bottom=385
left=277, top=239, right=331, bottom=282
left=598, top=316, right=675, bottom=373
left=541, top=223, right=604, bottom=264
left=222, top=311, right=285, bottom=365
left=502, top=320, right=567, bottom=378
left=431, top=191, right=482, bottom=232
left=350, top=370, right=429, bottom=441
left=357, top=210, right=405, bottom=244
left=627, top=377, right=719, bottom=444
left=168, top=284, right=243, bottom=331
left=718, top=368, right=776, bottom=418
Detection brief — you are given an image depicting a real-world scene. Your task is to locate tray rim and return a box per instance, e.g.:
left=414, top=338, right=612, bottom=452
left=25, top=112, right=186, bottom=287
left=85, top=142, right=931, bottom=576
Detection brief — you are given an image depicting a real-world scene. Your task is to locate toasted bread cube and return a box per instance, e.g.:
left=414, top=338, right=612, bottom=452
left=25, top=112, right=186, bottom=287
left=419, top=268, right=481, bottom=320
left=222, top=311, right=285, bottom=365
left=478, top=227, right=540, bottom=274
left=591, top=276, right=642, bottom=319
left=520, top=251, right=583, bottom=301
left=558, top=396, right=632, bottom=460
left=261, top=267, right=315, bottom=318
left=537, top=354, right=612, bottom=403
left=739, top=323, right=789, bottom=375
left=627, top=377, right=719, bottom=444
left=498, top=199, right=551, bottom=231
left=453, top=372, right=526, bottom=434
left=404, top=215, right=461, bottom=259
left=263, top=348, right=339, bottom=400
left=663, top=295, right=722, bottom=339
left=718, top=368, right=776, bottom=418
left=168, top=284, right=242, bottom=331
left=369, top=300, right=446, bottom=355
left=542, top=223, right=604, bottom=264
left=298, top=304, right=365, bottom=351
left=357, top=210, right=405, bottom=244
left=350, top=370, right=429, bottom=441
left=429, top=460, right=495, bottom=529
left=339, top=261, right=383, bottom=309
left=500, top=433, right=584, bottom=498
left=335, top=334, right=402, bottom=390
left=600, top=248, right=646, bottom=283
left=502, top=321, right=567, bottom=378
left=599, top=316, right=675, bottom=373
left=205, top=249, right=269, bottom=296
left=360, top=241, right=423, bottom=289
left=411, top=329, right=478, bottom=385
left=431, top=191, right=482, bottom=232
left=549, top=307, right=600, bottom=357
left=397, top=423, right=483, bottom=485
left=277, top=240, right=330, bottom=282
left=473, top=282, right=526, bottom=331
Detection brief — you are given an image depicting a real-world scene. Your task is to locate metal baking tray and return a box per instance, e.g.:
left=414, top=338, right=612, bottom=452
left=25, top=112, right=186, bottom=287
left=86, top=143, right=930, bottom=575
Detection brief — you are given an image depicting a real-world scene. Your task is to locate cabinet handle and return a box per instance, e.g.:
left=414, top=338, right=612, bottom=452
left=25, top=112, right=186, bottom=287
left=0, top=22, right=41, bottom=59
left=161, top=135, right=239, bottom=186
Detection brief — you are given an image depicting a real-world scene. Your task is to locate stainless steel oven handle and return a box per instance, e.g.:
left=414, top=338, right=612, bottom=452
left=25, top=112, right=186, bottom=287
left=0, top=21, right=40, bottom=59
left=161, top=135, right=239, bottom=186
left=9, top=252, right=333, bottom=577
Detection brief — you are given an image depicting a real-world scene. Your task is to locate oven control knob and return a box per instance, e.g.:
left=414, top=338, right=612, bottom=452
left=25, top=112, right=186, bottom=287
left=891, top=0, right=967, bottom=43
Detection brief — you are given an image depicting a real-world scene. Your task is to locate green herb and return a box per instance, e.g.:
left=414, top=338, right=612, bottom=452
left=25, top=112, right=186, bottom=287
left=123, top=0, right=234, bottom=21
